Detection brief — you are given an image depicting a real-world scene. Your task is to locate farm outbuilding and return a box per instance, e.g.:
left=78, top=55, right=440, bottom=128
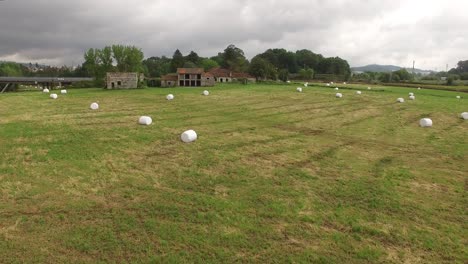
left=106, top=72, right=143, bottom=89
left=208, top=67, right=256, bottom=83
left=160, top=68, right=215, bottom=87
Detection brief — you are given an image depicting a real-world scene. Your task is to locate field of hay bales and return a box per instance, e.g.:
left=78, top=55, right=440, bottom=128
left=0, top=84, right=466, bottom=263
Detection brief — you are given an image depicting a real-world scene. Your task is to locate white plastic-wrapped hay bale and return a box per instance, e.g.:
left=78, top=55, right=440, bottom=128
left=304, top=82, right=308, bottom=87
left=330, top=82, right=334, bottom=85
left=456, top=96, right=461, bottom=99
left=181, top=129, right=197, bottom=143
left=335, top=87, right=339, bottom=90
left=50, top=93, right=58, bottom=99
left=409, top=95, right=415, bottom=100
left=202, top=90, right=209, bottom=96
left=397, top=98, right=405, bottom=103
left=297, top=87, right=302, bottom=92
left=43, top=88, right=50, bottom=93
left=326, top=83, right=330, bottom=86
left=356, top=91, right=362, bottom=95
left=343, top=82, right=347, bottom=85
left=419, top=118, right=432, bottom=127
left=418, top=87, right=421, bottom=90
left=367, top=87, right=371, bottom=90
left=336, top=93, right=343, bottom=98
left=409, top=92, right=414, bottom=96
left=287, top=80, right=291, bottom=83
left=61, top=89, right=67, bottom=94
left=166, top=94, right=174, bottom=100
left=461, top=112, right=468, bottom=120
left=90, top=102, right=99, bottom=110
left=138, top=116, right=152, bottom=125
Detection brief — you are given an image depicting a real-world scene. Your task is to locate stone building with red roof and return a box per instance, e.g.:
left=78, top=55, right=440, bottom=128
left=161, top=68, right=215, bottom=87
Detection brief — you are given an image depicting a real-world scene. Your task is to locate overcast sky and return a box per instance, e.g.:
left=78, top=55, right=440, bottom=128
left=0, top=0, right=467, bottom=70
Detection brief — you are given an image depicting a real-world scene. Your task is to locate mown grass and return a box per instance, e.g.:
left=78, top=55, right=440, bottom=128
left=0, top=83, right=467, bottom=263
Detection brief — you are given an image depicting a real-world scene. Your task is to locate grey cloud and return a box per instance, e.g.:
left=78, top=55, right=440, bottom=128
left=0, top=0, right=467, bottom=69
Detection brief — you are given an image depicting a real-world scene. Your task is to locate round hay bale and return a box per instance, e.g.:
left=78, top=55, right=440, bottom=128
left=397, top=98, right=405, bottom=103
left=61, top=89, right=67, bottom=94
left=330, top=82, right=334, bottom=85
left=409, top=92, right=414, bottom=96
left=304, top=83, right=308, bottom=87
left=343, top=82, right=347, bottom=84
left=181, top=129, right=197, bottom=143
left=90, top=102, right=99, bottom=110
left=166, top=94, right=174, bottom=100
left=202, top=90, right=209, bottom=96
left=461, top=112, right=468, bottom=120
left=335, top=87, right=339, bottom=90
left=326, top=83, right=330, bottom=86
left=456, top=96, right=461, bottom=99
left=139, top=116, right=152, bottom=125
left=367, top=87, right=371, bottom=90
left=297, top=87, right=302, bottom=92
left=417, top=87, right=421, bottom=90
left=336, top=93, right=343, bottom=98
left=287, top=80, right=291, bottom=83
left=409, top=95, right=415, bottom=100
left=50, top=93, right=58, bottom=99
left=419, top=118, right=433, bottom=127
left=43, top=88, right=50, bottom=93
left=356, top=91, right=362, bottom=95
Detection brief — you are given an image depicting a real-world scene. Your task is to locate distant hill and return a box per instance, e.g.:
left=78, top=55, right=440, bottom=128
left=351, top=64, right=433, bottom=75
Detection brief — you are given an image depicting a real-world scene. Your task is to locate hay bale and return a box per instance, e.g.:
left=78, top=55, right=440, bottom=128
left=418, top=87, right=421, bottom=90
left=419, top=118, right=433, bottom=127
left=409, top=92, right=414, bottom=96
left=166, top=94, right=174, bottom=100
left=367, top=87, right=371, bottom=90
left=138, top=116, right=152, bottom=125
left=181, top=129, right=197, bottom=143
left=304, top=82, right=308, bottom=87
left=326, top=83, right=330, bottom=86
left=356, top=91, right=362, bottom=95
left=50, top=93, right=58, bottom=99
left=202, top=90, right=209, bottom=96
left=343, top=82, right=347, bottom=84
left=90, top=102, right=99, bottom=110
left=336, top=93, right=343, bottom=98
left=409, top=95, right=415, bottom=100
left=335, top=87, right=339, bottom=90
left=397, top=98, right=405, bottom=103
left=460, top=112, right=468, bottom=119
left=43, top=89, right=50, bottom=93
left=456, top=96, right=461, bottom=99
left=297, top=87, right=302, bottom=92
left=330, top=82, right=334, bottom=85
left=61, top=89, right=67, bottom=94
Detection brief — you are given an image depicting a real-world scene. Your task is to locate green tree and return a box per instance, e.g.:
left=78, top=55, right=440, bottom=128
left=186, top=51, right=201, bottom=65
left=249, top=56, right=277, bottom=80
left=299, top=68, right=314, bottom=80
left=201, top=58, right=219, bottom=71
left=170, top=49, right=185, bottom=72
left=111, top=45, right=127, bottom=71
left=125, top=46, right=144, bottom=72
left=220, top=44, right=249, bottom=72
left=83, top=48, right=101, bottom=77
left=98, top=46, right=113, bottom=73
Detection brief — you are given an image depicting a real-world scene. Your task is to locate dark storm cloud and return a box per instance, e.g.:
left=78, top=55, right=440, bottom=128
left=0, top=0, right=467, bottom=69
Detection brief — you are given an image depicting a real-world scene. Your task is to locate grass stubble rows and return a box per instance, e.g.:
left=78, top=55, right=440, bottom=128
left=0, top=83, right=466, bottom=263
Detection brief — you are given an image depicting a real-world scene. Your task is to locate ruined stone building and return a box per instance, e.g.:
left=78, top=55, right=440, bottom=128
left=208, top=67, right=256, bottom=83
left=161, top=68, right=215, bottom=87
left=106, top=72, right=143, bottom=89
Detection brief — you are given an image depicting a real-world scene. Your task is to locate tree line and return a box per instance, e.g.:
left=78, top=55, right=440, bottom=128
left=1, top=44, right=352, bottom=82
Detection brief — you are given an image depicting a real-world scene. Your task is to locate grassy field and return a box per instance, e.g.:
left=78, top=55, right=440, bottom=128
left=0, top=83, right=467, bottom=263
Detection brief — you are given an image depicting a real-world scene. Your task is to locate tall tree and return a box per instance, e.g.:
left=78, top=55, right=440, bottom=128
left=112, top=45, right=127, bottom=71
left=83, top=48, right=100, bottom=77
left=170, top=49, right=185, bottom=72
left=220, top=44, right=249, bottom=72
left=186, top=51, right=201, bottom=65
left=98, top=46, right=113, bottom=73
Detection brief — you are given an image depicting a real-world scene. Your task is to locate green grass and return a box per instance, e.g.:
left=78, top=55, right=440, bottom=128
left=0, top=83, right=467, bottom=263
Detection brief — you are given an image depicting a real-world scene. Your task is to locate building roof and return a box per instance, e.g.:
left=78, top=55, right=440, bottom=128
left=209, top=67, right=254, bottom=79
left=177, top=68, right=204, bottom=74
left=232, top=72, right=255, bottom=79
left=202, top=72, right=214, bottom=78
left=208, top=67, right=232, bottom=78
left=161, top=74, right=178, bottom=81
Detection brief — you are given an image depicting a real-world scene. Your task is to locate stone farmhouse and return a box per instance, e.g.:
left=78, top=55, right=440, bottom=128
left=208, top=67, right=256, bottom=83
left=161, top=68, right=215, bottom=87
left=106, top=72, right=144, bottom=89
